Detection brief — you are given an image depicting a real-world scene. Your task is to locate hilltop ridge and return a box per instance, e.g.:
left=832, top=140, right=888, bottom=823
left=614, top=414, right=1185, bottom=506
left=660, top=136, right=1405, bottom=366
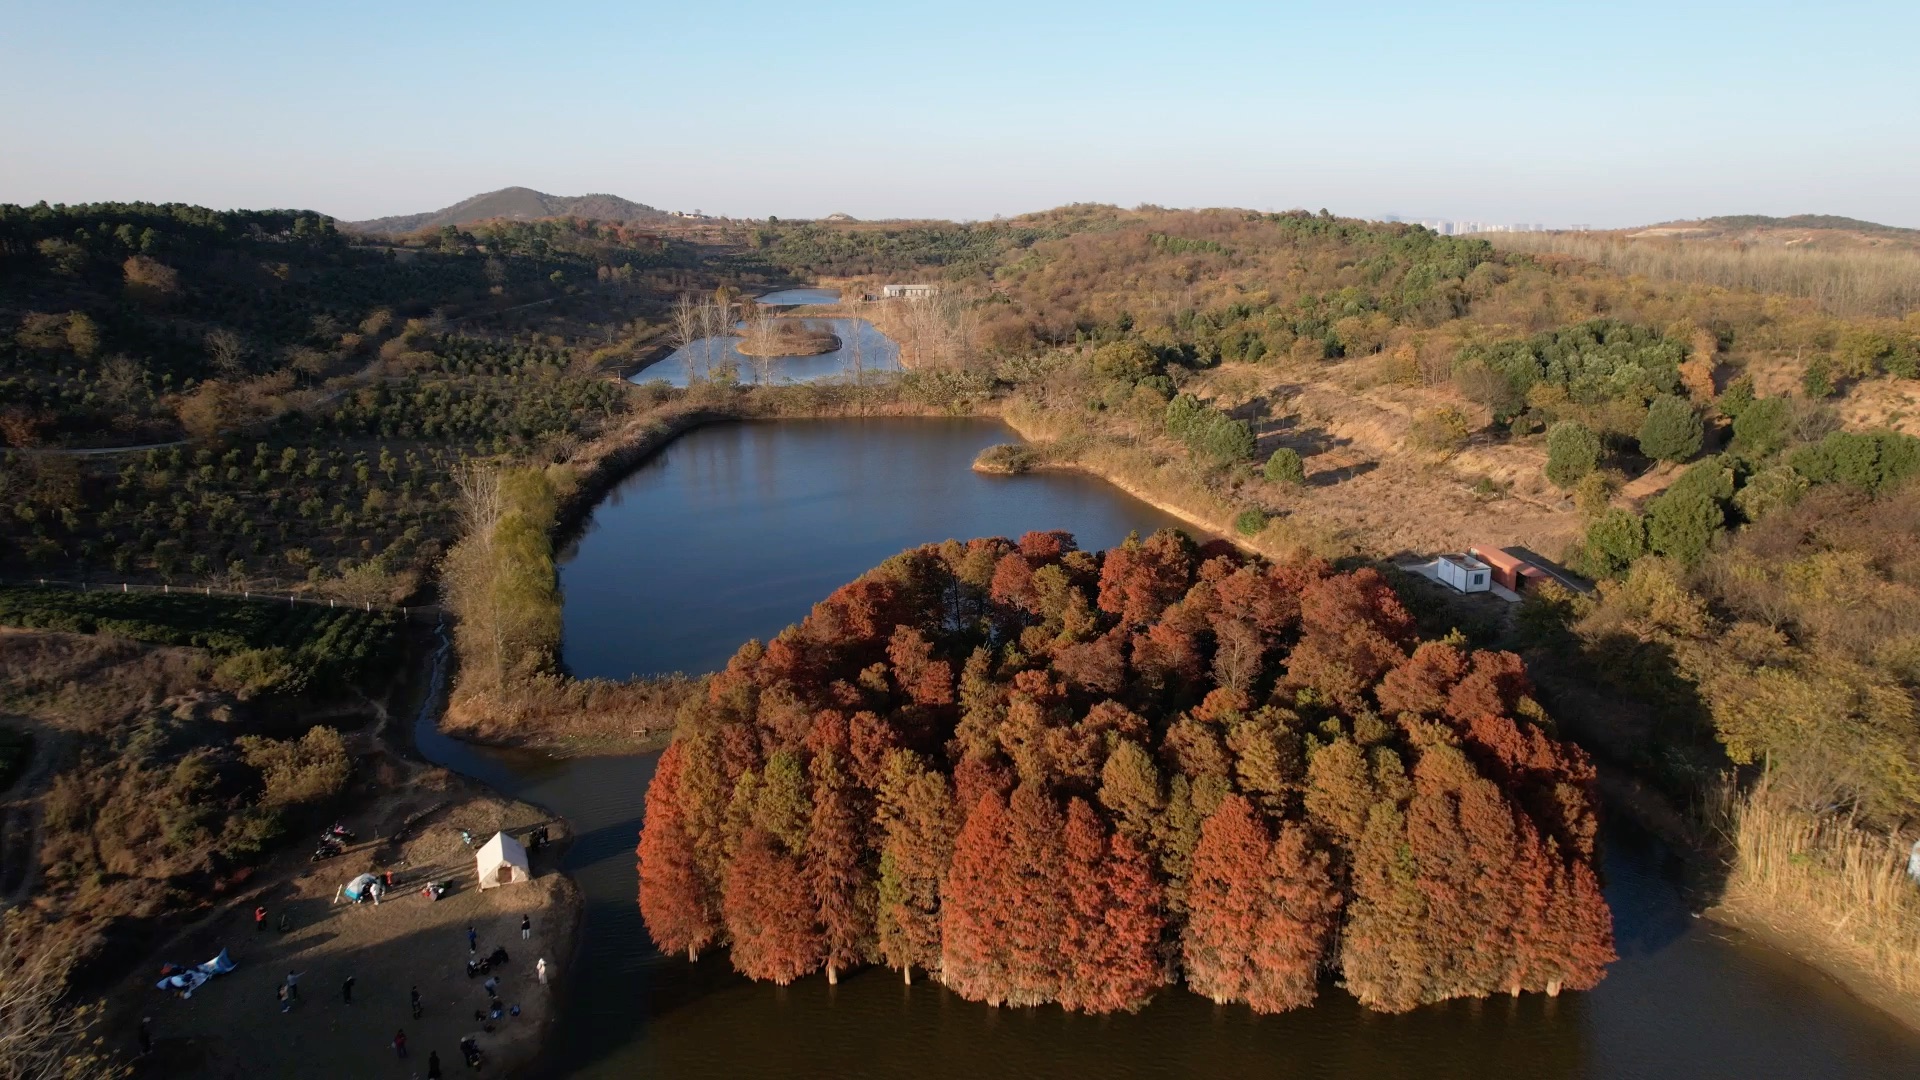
left=345, top=185, right=665, bottom=234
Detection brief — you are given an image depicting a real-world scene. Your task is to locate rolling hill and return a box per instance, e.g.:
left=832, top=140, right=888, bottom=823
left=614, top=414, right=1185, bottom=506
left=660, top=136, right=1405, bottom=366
left=344, top=186, right=666, bottom=234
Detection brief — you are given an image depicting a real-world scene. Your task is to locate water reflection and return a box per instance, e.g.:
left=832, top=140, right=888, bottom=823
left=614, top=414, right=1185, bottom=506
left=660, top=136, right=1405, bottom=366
left=628, top=317, right=898, bottom=388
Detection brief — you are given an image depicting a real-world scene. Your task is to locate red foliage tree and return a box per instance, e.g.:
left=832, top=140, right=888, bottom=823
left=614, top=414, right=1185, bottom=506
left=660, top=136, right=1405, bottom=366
left=1097, top=530, right=1193, bottom=626
left=1060, top=798, right=1166, bottom=1012
left=637, top=742, right=720, bottom=960
left=1248, top=821, right=1341, bottom=1012
left=887, top=626, right=955, bottom=707
left=722, top=828, right=822, bottom=984
left=1181, top=795, right=1272, bottom=1007
left=941, top=791, right=1015, bottom=1004
left=1002, top=785, right=1069, bottom=1006
left=1287, top=616, right=1409, bottom=710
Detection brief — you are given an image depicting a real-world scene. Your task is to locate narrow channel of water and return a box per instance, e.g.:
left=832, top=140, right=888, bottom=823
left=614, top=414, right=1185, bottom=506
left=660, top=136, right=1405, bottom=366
left=629, top=317, right=898, bottom=388
left=416, top=417, right=1920, bottom=1079
left=754, top=287, right=841, bottom=306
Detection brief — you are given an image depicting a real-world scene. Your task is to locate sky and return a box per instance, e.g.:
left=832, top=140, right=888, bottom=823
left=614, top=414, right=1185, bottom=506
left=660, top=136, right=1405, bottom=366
left=2, top=1, right=1916, bottom=228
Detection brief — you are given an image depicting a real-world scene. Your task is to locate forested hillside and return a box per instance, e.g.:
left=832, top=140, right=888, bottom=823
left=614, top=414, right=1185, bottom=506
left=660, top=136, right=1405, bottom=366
left=640, top=530, right=1613, bottom=1010
left=0, top=200, right=715, bottom=598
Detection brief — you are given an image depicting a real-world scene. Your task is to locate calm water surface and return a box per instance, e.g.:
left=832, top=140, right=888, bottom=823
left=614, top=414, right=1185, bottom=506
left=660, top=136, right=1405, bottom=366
left=417, top=418, right=1920, bottom=1079
left=754, top=287, right=841, bottom=305
left=629, top=317, right=898, bottom=388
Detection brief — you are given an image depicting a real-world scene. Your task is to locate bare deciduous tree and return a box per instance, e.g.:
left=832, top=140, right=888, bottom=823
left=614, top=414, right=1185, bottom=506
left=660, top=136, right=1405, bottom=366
left=0, top=914, right=124, bottom=1080
left=671, top=294, right=702, bottom=383
left=204, top=328, right=248, bottom=376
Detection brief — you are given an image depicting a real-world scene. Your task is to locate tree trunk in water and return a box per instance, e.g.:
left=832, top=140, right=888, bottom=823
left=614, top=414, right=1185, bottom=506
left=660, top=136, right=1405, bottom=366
left=902, top=966, right=912, bottom=986
left=687, top=946, right=698, bottom=962
left=826, top=965, right=838, bottom=986
left=1546, top=979, right=1563, bottom=998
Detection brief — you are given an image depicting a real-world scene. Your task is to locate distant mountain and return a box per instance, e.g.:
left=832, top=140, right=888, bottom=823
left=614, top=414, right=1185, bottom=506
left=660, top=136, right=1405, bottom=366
left=1700, top=214, right=1917, bottom=235
left=344, top=186, right=666, bottom=235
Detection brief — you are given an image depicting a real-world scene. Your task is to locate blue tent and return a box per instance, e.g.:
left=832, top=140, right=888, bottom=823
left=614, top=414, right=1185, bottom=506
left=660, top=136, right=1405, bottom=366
left=344, top=873, right=380, bottom=902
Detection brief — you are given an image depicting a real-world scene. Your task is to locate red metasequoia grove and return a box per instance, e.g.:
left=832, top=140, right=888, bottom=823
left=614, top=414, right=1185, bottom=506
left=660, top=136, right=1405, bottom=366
left=637, top=530, right=1614, bottom=1013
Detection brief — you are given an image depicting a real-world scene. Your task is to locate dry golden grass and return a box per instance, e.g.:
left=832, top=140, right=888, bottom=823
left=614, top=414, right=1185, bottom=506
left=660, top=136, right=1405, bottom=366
left=1722, top=781, right=1920, bottom=997
left=1491, top=231, right=1920, bottom=320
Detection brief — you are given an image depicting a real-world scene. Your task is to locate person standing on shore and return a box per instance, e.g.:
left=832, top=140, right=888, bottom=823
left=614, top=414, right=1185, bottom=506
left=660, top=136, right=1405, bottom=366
left=342, top=975, right=356, bottom=1005
left=466, top=925, right=477, bottom=952
left=285, top=970, right=303, bottom=1002
left=410, top=985, right=423, bottom=1019
left=427, top=1050, right=442, bottom=1080
left=393, top=1029, right=408, bottom=1058
left=254, top=905, right=267, bottom=932
left=520, top=914, right=530, bottom=940
left=536, top=957, right=547, bottom=985
left=137, top=1017, right=152, bottom=1056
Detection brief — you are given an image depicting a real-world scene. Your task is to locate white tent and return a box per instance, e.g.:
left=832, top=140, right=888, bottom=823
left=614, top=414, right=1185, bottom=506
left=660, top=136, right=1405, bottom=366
left=475, top=831, right=531, bottom=889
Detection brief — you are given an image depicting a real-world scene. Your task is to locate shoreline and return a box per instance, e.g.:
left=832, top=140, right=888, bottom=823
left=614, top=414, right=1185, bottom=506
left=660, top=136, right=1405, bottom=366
left=427, top=314, right=1920, bottom=1043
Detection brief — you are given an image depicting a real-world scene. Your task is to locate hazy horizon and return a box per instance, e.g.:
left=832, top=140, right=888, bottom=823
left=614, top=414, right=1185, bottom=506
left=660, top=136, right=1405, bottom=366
left=3, top=1, right=1916, bottom=229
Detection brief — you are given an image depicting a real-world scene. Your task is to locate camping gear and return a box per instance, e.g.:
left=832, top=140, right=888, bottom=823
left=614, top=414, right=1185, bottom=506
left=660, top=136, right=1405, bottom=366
left=487, top=945, right=510, bottom=968
left=153, top=948, right=235, bottom=998
left=420, top=879, right=448, bottom=901
left=343, top=873, right=380, bottom=902
left=474, top=832, right=531, bottom=889
left=322, top=822, right=354, bottom=842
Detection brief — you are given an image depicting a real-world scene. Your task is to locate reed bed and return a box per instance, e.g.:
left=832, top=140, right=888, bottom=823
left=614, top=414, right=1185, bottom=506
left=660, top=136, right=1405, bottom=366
left=1724, top=780, right=1920, bottom=995
left=1491, top=232, right=1920, bottom=320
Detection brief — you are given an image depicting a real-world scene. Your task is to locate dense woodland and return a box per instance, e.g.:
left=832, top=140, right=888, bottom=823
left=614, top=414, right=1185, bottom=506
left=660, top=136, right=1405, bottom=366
left=640, top=530, right=1613, bottom=1011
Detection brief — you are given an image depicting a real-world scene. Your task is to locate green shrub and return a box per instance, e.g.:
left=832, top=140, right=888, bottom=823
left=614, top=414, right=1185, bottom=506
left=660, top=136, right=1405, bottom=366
left=1731, top=396, right=1791, bottom=458
left=1786, top=430, right=1920, bottom=495
left=1165, top=394, right=1256, bottom=463
left=973, top=443, right=1039, bottom=475
left=1234, top=509, right=1270, bottom=537
left=1579, top=509, right=1647, bottom=578
left=1717, top=374, right=1756, bottom=420
left=1090, top=340, right=1158, bottom=383
left=1637, top=394, right=1703, bottom=462
left=1263, top=447, right=1305, bottom=485
left=1733, top=465, right=1809, bottom=522
left=1801, top=356, right=1836, bottom=398
left=1544, top=421, right=1602, bottom=489
left=1646, top=487, right=1724, bottom=566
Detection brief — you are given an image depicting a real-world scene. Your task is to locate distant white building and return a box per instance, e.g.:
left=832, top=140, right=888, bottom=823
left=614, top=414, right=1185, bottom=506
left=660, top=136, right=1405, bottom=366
left=1435, top=553, right=1491, bottom=594
left=882, top=283, right=937, bottom=299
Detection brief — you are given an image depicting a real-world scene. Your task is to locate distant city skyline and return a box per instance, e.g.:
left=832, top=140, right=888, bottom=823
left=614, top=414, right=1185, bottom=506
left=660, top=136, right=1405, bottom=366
left=2, top=2, right=1916, bottom=229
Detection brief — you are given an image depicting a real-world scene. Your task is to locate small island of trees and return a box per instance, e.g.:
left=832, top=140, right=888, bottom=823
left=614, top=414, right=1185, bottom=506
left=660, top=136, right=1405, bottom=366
left=639, top=529, right=1614, bottom=1014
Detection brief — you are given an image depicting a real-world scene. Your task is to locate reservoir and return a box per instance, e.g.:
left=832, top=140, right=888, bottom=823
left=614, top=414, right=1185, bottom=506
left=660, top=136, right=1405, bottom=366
left=417, top=417, right=1920, bottom=1078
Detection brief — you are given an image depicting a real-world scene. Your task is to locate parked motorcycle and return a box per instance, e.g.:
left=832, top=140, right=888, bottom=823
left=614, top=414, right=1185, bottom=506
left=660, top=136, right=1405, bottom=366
left=321, top=822, right=355, bottom=843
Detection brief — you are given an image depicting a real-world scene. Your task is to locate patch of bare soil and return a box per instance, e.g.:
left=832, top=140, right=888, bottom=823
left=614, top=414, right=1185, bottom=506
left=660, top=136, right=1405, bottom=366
left=1739, top=361, right=1920, bottom=438
left=123, top=779, right=576, bottom=1079
left=1194, top=362, right=1584, bottom=558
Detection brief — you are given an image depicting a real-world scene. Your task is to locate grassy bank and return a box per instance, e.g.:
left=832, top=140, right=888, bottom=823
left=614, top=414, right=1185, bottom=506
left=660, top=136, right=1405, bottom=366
left=1711, top=782, right=1920, bottom=1029
left=439, top=377, right=991, bottom=754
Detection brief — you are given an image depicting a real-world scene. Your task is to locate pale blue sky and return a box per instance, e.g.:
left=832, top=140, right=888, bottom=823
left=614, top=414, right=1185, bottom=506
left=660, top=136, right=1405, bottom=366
left=2, top=1, right=1915, bottom=227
